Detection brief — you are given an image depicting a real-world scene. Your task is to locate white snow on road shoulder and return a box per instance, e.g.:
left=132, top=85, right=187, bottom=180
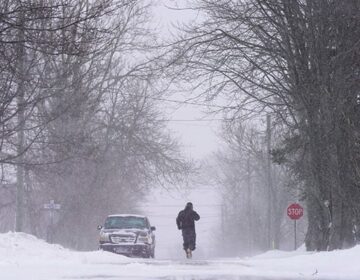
left=0, top=232, right=359, bottom=279
left=241, top=245, right=360, bottom=279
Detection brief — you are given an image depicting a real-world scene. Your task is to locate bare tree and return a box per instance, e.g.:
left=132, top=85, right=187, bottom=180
left=0, top=1, right=191, bottom=250
left=0, top=0, right=124, bottom=232
left=205, top=120, right=301, bottom=256
left=163, top=0, right=360, bottom=250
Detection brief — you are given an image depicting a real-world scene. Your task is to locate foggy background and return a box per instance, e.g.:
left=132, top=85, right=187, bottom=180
left=140, top=1, right=224, bottom=259
left=0, top=0, right=306, bottom=258
left=140, top=1, right=305, bottom=259
left=6, top=0, right=360, bottom=260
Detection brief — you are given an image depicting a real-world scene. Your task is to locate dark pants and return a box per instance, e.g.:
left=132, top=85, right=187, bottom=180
left=182, top=228, right=196, bottom=251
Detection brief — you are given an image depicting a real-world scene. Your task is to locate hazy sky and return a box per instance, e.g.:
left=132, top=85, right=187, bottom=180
left=153, top=0, right=221, bottom=160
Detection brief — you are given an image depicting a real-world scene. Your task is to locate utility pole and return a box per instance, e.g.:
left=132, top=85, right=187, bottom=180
left=266, top=114, right=273, bottom=250
left=246, top=153, right=253, bottom=255
left=15, top=2, right=26, bottom=232
left=221, top=203, right=225, bottom=243
left=44, top=200, right=61, bottom=243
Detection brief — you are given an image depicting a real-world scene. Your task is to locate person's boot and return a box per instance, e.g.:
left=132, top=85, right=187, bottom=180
left=186, top=248, right=191, bottom=259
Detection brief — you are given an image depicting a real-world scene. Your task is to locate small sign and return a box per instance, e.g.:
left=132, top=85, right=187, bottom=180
left=287, top=203, right=303, bottom=220
left=287, top=203, right=304, bottom=250
left=44, top=200, right=61, bottom=210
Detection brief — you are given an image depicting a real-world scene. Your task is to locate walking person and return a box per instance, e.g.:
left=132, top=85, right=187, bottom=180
left=176, top=202, right=200, bottom=259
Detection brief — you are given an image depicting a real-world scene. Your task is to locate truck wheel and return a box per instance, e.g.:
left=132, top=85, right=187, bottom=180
left=143, top=253, right=151, bottom=258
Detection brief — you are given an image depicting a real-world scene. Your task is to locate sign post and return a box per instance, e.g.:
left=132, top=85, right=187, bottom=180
left=287, top=203, right=304, bottom=250
left=43, top=200, right=61, bottom=243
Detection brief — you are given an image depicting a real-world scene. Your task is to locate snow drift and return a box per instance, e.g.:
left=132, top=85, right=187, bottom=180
left=1, top=231, right=360, bottom=279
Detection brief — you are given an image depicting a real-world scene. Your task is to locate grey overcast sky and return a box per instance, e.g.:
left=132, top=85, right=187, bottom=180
left=153, top=0, right=221, bottom=160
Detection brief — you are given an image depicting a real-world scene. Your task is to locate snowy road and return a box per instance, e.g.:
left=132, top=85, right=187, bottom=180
left=2, top=233, right=360, bottom=280
left=1, top=255, right=291, bottom=280
left=56, top=258, right=286, bottom=280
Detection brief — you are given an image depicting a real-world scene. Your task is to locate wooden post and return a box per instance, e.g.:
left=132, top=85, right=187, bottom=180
left=294, top=220, right=297, bottom=250
left=15, top=3, right=26, bottom=232
left=266, top=114, right=272, bottom=249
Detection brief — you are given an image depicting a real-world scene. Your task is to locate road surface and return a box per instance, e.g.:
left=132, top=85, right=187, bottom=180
left=0, top=232, right=345, bottom=280
left=59, top=258, right=306, bottom=280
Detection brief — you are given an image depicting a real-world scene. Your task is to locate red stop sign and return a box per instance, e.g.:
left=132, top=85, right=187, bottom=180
left=287, top=203, right=304, bottom=220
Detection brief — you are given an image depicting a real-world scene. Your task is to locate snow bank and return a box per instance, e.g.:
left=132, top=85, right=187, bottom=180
left=0, top=231, right=128, bottom=264
left=0, top=232, right=129, bottom=280
left=1, top=231, right=360, bottom=279
left=0, top=231, right=69, bottom=264
left=242, top=245, right=360, bottom=279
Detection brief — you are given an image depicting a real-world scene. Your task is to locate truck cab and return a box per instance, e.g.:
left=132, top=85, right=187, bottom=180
left=98, top=214, right=156, bottom=258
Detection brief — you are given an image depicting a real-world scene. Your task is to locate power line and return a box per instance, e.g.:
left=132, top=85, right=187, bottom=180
left=106, top=86, right=234, bottom=109
left=150, top=222, right=219, bottom=227
left=144, top=214, right=222, bottom=220
left=142, top=204, right=222, bottom=207
left=160, top=118, right=225, bottom=122
left=151, top=96, right=236, bottom=110
left=106, top=87, right=251, bottom=123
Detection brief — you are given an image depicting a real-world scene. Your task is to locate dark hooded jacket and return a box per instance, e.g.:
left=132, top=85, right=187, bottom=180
left=176, top=203, right=200, bottom=230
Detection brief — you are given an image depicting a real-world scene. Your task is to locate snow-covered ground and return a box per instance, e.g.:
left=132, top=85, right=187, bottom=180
left=0, top=232, right=358, bottom=280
